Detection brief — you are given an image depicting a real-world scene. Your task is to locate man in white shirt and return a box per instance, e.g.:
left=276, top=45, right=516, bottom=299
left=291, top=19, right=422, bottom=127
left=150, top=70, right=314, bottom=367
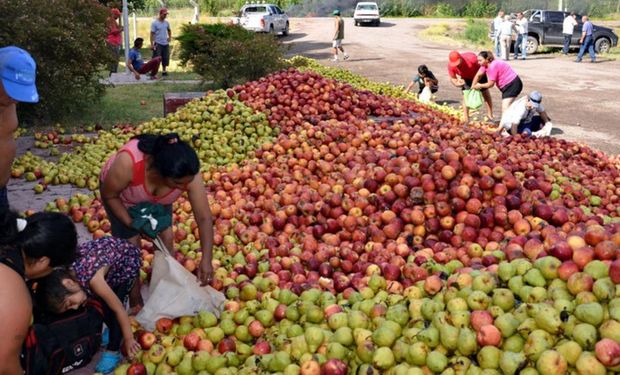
left=499, top=91, right=552, bottom=136
left=492, top=10, right=505, bottom=57
left=499, top=15, right=516, bottom=60
left=563, top=12, right=578, bottom=55
left=514, top=12, right=529, bottom=60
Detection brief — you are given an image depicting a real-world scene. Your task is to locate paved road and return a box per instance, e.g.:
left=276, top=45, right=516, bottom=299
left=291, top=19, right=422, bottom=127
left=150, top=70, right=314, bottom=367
left=283, top=17, right=620, bottom=155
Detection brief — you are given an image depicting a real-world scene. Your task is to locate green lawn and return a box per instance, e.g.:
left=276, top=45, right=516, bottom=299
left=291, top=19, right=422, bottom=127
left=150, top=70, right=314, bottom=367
left=63, top=82, right=208, bottom=128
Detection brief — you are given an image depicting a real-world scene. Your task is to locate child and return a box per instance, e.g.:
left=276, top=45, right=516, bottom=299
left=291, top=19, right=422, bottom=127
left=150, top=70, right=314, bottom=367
left=35, top=236, right=142, bottom=373
left=405, top=65, right=439, bottom=95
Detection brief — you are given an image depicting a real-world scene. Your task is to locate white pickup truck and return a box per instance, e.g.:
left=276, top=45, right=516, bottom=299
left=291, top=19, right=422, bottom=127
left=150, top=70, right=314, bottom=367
left=231, top=3, right=289, bottom=35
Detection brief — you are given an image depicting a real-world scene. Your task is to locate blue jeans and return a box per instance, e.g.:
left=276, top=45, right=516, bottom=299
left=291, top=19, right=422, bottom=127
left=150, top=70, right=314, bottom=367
left=514, top=34, right=527, bottom=59
left=494, top=35, right=501, bottom=57
left=563, top=33, right=572, bottom=54
left=517, top=116, right=542, bottom=135
left=577, top=35, right=596, bottom=61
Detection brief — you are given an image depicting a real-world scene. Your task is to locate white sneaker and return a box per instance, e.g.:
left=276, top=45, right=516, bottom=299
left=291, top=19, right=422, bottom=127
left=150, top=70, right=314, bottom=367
left=343, top=54, right=349, bottom=60
left=331, top=57, right=338, bottom=62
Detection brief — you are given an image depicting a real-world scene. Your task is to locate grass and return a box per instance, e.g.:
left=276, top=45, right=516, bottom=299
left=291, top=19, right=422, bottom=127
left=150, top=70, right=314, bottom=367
left=419, top=19, right=492, bottom=50
left=62, top=82, right=208, bottom=128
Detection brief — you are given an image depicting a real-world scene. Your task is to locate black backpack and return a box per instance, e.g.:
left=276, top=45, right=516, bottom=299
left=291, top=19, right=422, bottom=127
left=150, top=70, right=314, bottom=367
left=22, top=299, right=104, bottom=375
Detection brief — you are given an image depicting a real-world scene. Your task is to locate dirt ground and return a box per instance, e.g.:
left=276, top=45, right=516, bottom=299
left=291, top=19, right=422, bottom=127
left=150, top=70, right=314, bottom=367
left=283, top=17, right=620, bottom=155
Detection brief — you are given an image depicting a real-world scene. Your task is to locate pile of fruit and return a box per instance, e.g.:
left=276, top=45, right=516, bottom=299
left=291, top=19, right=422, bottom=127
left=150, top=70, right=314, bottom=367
left=23, top=65, right=620, bottom=374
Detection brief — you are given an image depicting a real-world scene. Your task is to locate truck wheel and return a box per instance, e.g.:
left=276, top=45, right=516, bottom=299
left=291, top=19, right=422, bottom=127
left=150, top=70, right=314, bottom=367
left=355, top=21, right=359, bottom=26
left=283, top=22, right=289, bottom=36
left=526, top=36, right=539, bottom=55
left=595, top=38, right=611, bottom=54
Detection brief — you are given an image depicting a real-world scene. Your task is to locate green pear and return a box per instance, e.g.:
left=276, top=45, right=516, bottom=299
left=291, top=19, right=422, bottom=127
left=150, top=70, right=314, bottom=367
left=356, top=340, right=375, bottom=364
left=477, top=346, right=501, bottom=369
left=599, top=319, right=620, bottom=342
left=447, top=297, right=469, bottom=313
left=592, top=278, right=615, bottom=301
left=472, top=273, right=497, bottom=294
left=583, top=260, right=608, bottom=280
left=175, top=353, right=194, bottom=375
left=457, top=328, right=478, bottom=356
left=524, top=330, right=553, bottom=361
left=609, top=298, right=620, bottom=320
left=524, top=269, right=546, bottom=287
left=533, top=304, right=562, bottom=334
left=268, top=351, right=292, bottom=372
left=386, top=304, right=409, bottom=327
left=508, top=276, right=524, bottom=295
left=492, top=289, right=515, bottom=312
left=373, top=347, right=395, bottom=370
left=495, top=313, right=519, bottom=338
left=203, top=355, right=227, bottom=374
left=467, top=291, right=491, bottom=310
left=555, top=340, right=582, bottom=366
left=439, top=324, right=460, bottom=351
left=417, top=326, right=439, bottom=348
left=517, top=318, right=537, bottom=339
left=502, top=335, right=525, bottom=353
left=426, top=351, right=448, bottom=373
left=574, top=303, right=604, bottom=326
left=512, top=259, right=533, bottom=275
left=572, top=323, right=598, bottom=350
left=575, top=351, right=606, bottom=375
left=499, top=351, right=527, bottom=375
left=497, top=262, right=515, bottom=282
left=406, top=341, right=429, bottom=366
left=536, top=350, right=567, bottom=375
left=534, top=256, right=561, bottom=280
left=451, top=311, right=471, bottom=328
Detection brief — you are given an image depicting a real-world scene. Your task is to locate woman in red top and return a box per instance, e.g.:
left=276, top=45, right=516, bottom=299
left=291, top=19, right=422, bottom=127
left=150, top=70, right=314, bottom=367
left=100, top=133, right=215, bottom=308
left=106, top=8, right=123, bottom=75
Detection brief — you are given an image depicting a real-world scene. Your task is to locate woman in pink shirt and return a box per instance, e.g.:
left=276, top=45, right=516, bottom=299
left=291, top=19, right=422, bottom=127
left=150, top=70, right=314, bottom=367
left=106, top=9, right=123, bottom=75
left=100, top=133, right=215, bottom=308
left=472, top=51, right=523, bottom=115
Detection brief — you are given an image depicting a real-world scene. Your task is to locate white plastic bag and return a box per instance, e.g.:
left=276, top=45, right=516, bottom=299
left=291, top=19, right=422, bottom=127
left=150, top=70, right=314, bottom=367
left=532, top=122, right=553, bottom=138
left=419, top=86, right=432, bottom=103
left=136, top=237, right=225, bottom=331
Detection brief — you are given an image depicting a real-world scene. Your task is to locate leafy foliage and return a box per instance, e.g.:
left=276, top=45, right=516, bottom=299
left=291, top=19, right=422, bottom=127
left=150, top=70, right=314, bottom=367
left=0, top=0, right=114, bottom=123
left=177, top=23, right=287, bottom=88
left=462, top=0, right=497, bottom=18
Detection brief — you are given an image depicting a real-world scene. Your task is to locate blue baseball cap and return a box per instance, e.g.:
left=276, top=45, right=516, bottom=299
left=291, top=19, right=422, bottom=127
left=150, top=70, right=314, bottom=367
left=0, top=46, right=39, bottom=103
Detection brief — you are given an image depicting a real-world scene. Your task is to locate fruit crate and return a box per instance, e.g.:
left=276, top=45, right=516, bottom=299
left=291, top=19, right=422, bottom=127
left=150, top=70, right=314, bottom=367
left=163, top=92, right=207, bottom=116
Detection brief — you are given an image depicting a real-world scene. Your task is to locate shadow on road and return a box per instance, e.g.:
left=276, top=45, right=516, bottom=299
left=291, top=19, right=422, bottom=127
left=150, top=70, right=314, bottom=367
left=354, top=22, right=396, bottom=28
left=287, top=41, right=333, bottom=59
left=551, top=128, right=564, bottom=135
left=346, top=57, right=384, bottom=62
left=280, top=32, right=307, bottom=42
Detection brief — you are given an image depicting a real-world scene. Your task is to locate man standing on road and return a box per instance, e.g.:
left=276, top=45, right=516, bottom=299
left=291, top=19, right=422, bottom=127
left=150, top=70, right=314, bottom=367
left=0, top=47, right=39, bottom=209
left=447, top=50, right=493, bottom=123
left=499, top=15, right=516, bottom=61
left=576, top=15, right=596, bottom=63
left=151, top=8, right=171, bottom=77
left=331, top=10, right=349, bottom=62
left=514, top=12, right=528, bottom=60
left=563, top=12, right=578, bottom=55
left=492, top=10, right=505, bottom=58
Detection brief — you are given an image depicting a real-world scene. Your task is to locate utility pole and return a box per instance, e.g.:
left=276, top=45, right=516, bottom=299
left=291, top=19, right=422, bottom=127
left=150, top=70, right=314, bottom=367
left=122, top=0, right=130, bottom=73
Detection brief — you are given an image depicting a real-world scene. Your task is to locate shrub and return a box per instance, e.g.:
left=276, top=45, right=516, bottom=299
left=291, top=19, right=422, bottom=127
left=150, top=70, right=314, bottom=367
left=177, top=23, right=287, bottom=88
left=462, top=0, right=497, bottom=18
left=463, top=19, right=491, bottom=46
left=0, top=0, right=114, bottom=124
left=433, top=3, right=456, bottom=17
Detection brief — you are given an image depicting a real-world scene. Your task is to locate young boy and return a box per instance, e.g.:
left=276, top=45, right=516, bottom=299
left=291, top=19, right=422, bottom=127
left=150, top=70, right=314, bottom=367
left=405, top=65, right=439, bottom=95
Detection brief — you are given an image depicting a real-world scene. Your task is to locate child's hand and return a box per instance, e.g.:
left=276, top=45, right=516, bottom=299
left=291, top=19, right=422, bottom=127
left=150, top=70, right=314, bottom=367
left=124, top=338, right=141, bottom=358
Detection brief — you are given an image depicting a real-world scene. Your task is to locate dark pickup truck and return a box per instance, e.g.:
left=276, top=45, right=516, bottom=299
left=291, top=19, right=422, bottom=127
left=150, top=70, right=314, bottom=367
left=523, top=9, right=618, bottom=54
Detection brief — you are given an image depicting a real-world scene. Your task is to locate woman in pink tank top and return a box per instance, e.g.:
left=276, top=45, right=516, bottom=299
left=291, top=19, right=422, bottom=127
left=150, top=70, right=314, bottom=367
left=100, top=133, right=215, bottom=307
left=472, top=50, right=523, bottom=117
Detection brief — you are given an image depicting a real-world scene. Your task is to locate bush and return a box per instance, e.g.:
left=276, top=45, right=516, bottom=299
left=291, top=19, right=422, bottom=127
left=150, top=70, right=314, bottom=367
left=177, top=23, right=287, bottom=88
left=463, top=19, right=491, bottom=46
left=0, top=0, right=114, bottom=124
left=462, top=0, right=497, bottom=18
left=433, top=3, right=456, bottom=17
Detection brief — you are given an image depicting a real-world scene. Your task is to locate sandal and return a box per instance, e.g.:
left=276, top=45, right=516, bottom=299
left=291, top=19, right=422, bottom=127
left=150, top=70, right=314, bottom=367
left=95, top=351, right=122, bottom=374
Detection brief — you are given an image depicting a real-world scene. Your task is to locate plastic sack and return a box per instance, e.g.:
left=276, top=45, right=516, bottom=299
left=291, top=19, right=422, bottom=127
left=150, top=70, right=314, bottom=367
left=532, top=121, right=553, bottom=138
left=129, top=203, right=172, bottom=238
left=136, top=237, right=225, bottom=331
left=418, top=86, right=432, bottom=103
left=464, top=89, right=483, bottom=110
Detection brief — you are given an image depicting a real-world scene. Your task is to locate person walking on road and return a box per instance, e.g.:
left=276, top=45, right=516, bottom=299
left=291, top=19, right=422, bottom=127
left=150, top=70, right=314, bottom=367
left=492, top=10, right=505, bottom=58
left=151, top=8, right=171, bottom=76
left=106, top=8, right=123, bottom=75
left=472, top=51, right=523, bottom=115
left=127, top=38, right=162, bottom=80
left=447, top=50, right=493, bottom=123
left=0, top=47, right=39, bottom=210
left=576, top=15, right=596, bottom=63
left=499, top=15, right=516, bottom=61
left=331, top=10, right=349, bottom=62
left=514, top=12, right=528, bottom=60
left=563, top=12, right=578, bottom=55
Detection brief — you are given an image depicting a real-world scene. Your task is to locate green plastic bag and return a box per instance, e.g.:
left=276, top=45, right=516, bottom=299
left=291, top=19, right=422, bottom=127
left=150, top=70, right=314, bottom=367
left=464, top=89, right=483, bottom=110
left=129, top=202, right=172, bottom=238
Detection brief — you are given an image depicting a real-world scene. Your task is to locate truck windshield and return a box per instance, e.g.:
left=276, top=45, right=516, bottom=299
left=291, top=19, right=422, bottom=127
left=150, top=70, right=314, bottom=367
left=357, top=5, right=377, bottom=10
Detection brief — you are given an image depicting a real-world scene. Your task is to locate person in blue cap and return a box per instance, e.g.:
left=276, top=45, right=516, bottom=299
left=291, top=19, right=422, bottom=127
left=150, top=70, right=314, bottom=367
left=0, top=46, right=39, bottom=210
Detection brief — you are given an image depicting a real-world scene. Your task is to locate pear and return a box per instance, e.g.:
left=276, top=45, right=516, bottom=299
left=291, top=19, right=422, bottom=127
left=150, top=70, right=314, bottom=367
left=499, top=351, right=527, bottom=375
left=417, top=326, right=439, bottom=348
left=175, top=353, right=194, bottom=375
left=495, top=313, right=519, bottom=338
left=476, top=346, right=501, bottom=369
left=536, top=350, right=567, bottom=375
left=572, top=323, right=598, bottom=350
left=575, top=351, right=606, bottom=375
left=534, top=256, right=561, bottom=280
left=574, top=303, right=604, bottom=326
left=524, top=330, right=553, bottom=361
left=439, top=324, right=460, bottom=351
left=406, top=342, right=429, bottom=366
left=533, top=304, right=562, bottom=334
left=592, top=278, right=615, bottom=301
left=492, top=289, right=515, bottom=312
left=599, top=319, right=620, bottom=342
left=497, top=262, right=515, bottom=282
left=426, top=351, right=448, bottom=373
left=502, top=335, right=525, bottom=353
left=524, top=268, right=546, bottom=287
left=457, top=328, right=478, bottom=356
left=555, top=340, right=582, bottom=366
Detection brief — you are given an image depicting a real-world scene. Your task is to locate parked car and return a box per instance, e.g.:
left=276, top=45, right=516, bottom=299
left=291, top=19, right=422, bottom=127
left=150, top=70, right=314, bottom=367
left=231, top=3, right=289, bottom=35
left=354, top=2, right=380, bottom=27
left=522, top=9, right=617, bottom=54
